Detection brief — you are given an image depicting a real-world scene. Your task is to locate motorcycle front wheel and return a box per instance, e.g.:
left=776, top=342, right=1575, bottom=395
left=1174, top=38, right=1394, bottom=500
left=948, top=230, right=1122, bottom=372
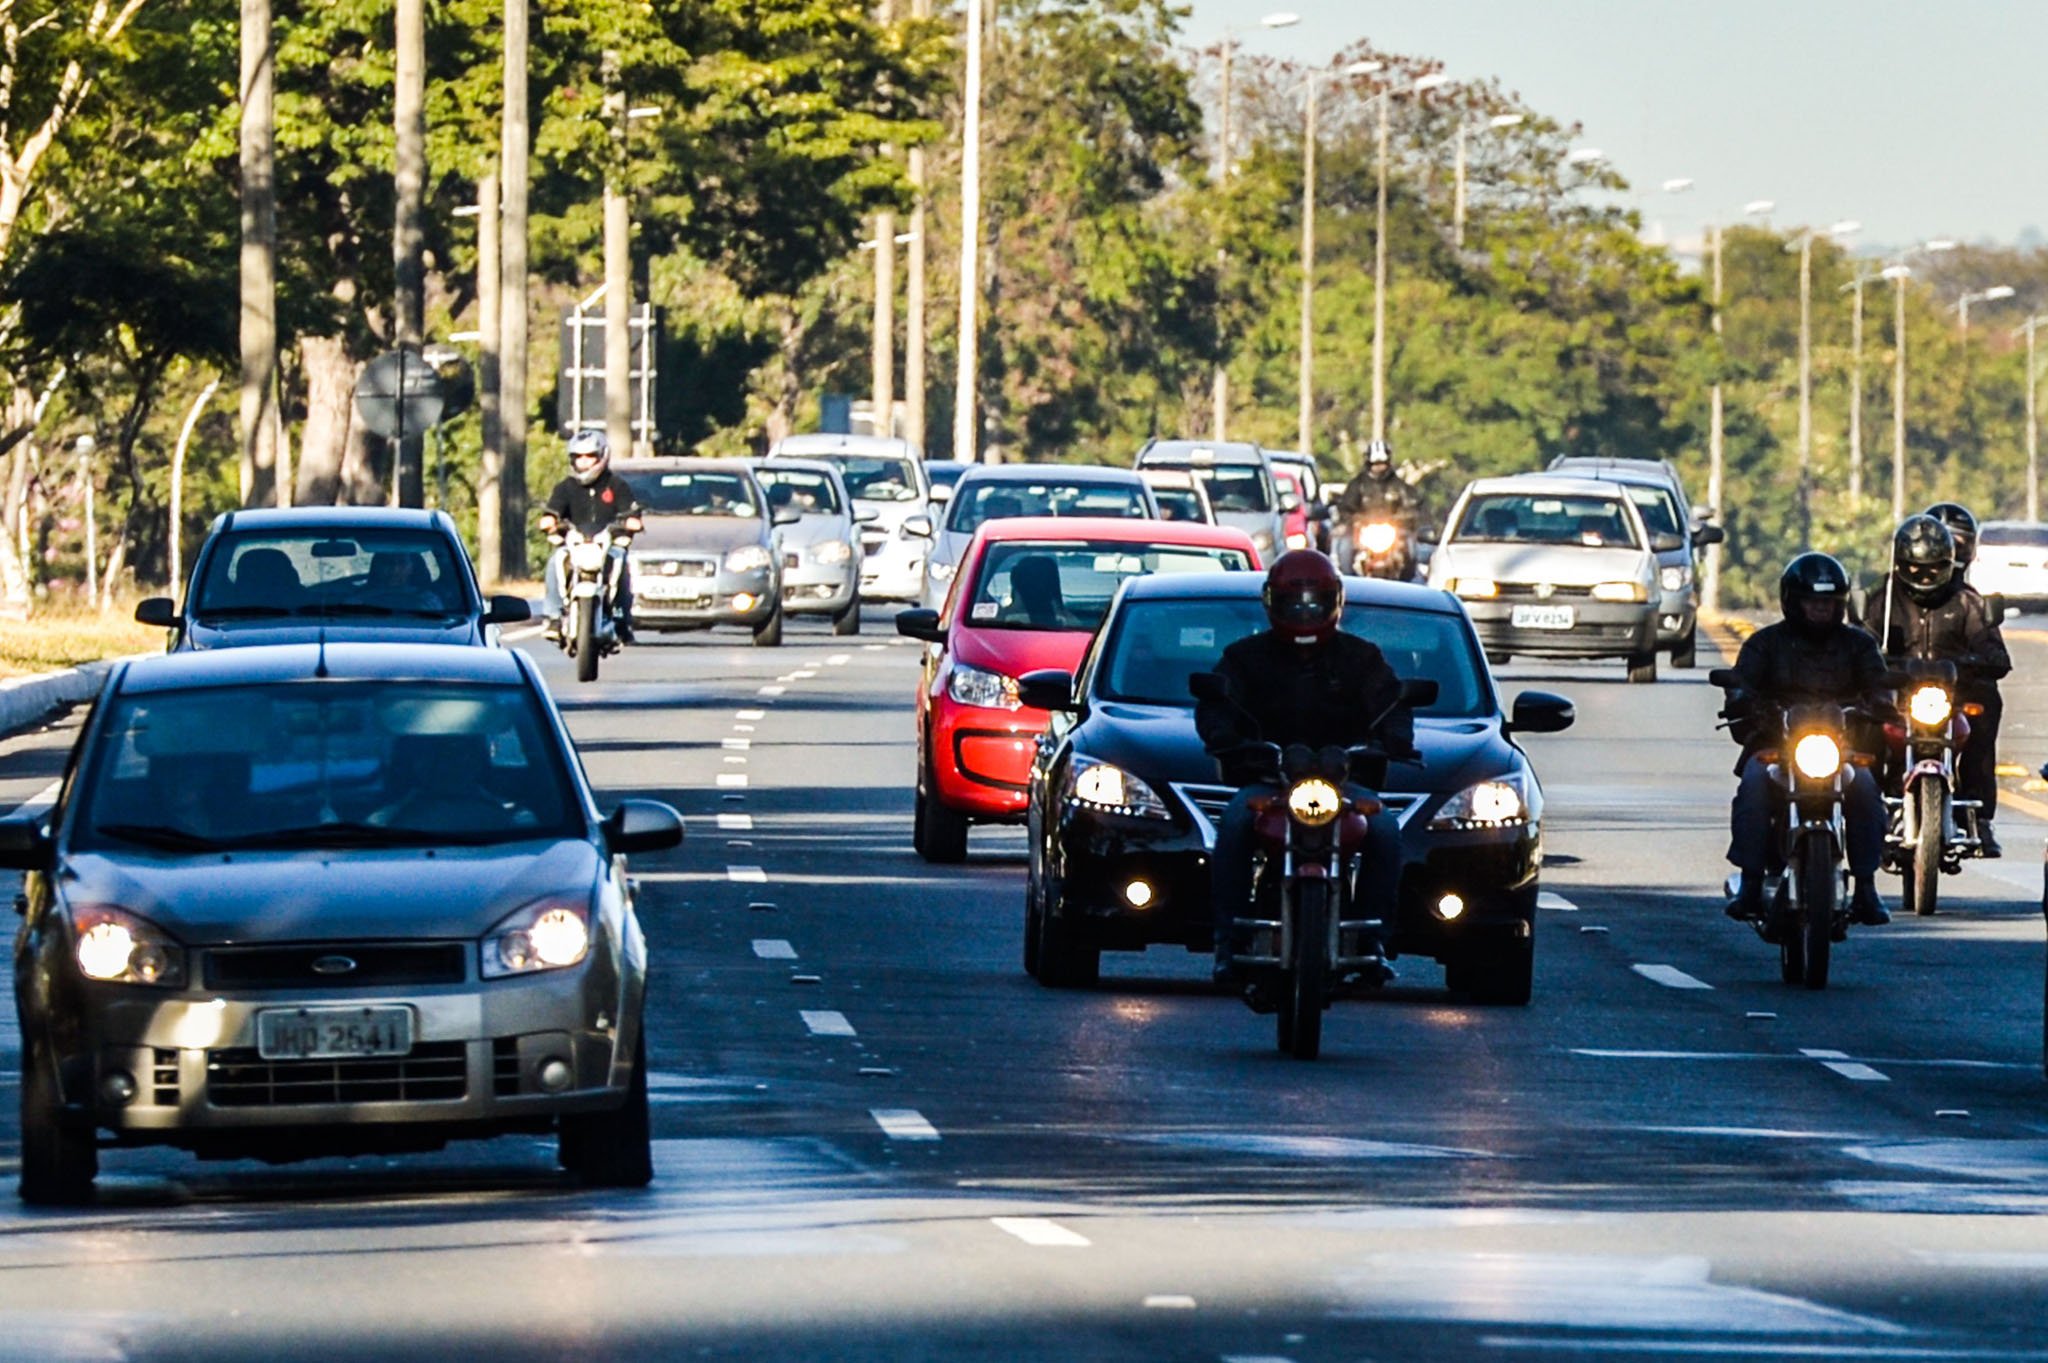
left=1796, top=834, right=1835, bottom=990
left=574, top=597, right=599, bottom=682
left=1279, top=879, right=1328, bottom=1060
left=1908, top=778, right=1944, bottom=917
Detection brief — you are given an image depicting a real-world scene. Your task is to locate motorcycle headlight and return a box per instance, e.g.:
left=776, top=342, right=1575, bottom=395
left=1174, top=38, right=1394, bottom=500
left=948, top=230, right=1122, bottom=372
left=1361, top=522, right=1399, bottom=555
left=72, top=905, right=186, bottom=988
left=1909, top=685, right=1952, bottom=727
left=1065, top=756, right=1171, bottom=819
left=483, top=898, right=592, bottom=978
left=947, top=662, right=1020, bottom=710
left=1450, top=578, right=1498, bottom=599
left=814, top=539, right=853, bottom=566
left=568, top=542, right=609, bottom=573
left=1591, top=581, right=1649, bottom=603
left=1792, top=733, right=1843, bottom=781
left=1287, top=778, right=1343, bottom=826
left=1660, top=565, right=1689, bottom=593
left=725, top=545, right=772, bottom=574
left=1430, top=771, right=1531, bottom=830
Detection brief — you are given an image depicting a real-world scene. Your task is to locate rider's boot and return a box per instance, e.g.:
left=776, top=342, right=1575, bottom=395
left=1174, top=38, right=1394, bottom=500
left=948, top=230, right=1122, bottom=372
left=543, top=615, right=562, bottom=642
left=1726, top=870, right=1765, bottom=920
left=616, top=612, right=635, bottom=645
left=1979, top=819, right=2003, bottom=858
left=1850, top=875, right=1891, bottom=926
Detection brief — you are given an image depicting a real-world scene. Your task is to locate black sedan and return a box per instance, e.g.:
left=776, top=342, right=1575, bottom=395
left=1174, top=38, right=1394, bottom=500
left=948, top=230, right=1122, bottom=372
left=3, top=643, right=681, bottom=1203
left=1021, top=573, right=1573, bottom=1003
left=136, top=507, right=531, bottom=648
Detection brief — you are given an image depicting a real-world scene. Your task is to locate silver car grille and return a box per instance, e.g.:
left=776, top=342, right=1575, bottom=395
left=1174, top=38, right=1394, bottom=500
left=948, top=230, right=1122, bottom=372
left=638, top=556, right=717, bottom=579
left=1173, top=783, right=1423, bottom=849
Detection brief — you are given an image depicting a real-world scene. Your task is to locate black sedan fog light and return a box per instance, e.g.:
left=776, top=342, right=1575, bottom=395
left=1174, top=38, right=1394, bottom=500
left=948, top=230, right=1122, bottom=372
left=1435, top=892, right=1468, bottom=922
left=1123, top=878, right=1157, bottom=909
left=99, top=1070, right=138, bottom=1106
left=537, top=1058, right=574, bottom=1093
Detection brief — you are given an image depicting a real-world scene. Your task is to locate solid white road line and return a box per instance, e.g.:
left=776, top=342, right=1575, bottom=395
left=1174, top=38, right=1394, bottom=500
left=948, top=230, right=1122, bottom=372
left=716, top=774, right=749, bottom=788
left=737, top=709, right=766, bottom=720
left=727, top=865, right=768, bottom=884
left=802, top=1010, right=856, bottom=1037
left=1633, top=964, right=1714, bottom=991
left=1537, top=891, right=1578, bottom=912
left=871, top=1107, right=939, bottom=1140
left=717, top=813, right=755, bottom=831
left=1478, top=1340, right=2048, bottom=1358
left=990, top=1217, right=1090, bottom=1248
left=1802, top=1048, right=1890, bottom=1082
left=751, top=939, right=797, bottom=960
left=1221, top=1357, right=1298, bottom=1363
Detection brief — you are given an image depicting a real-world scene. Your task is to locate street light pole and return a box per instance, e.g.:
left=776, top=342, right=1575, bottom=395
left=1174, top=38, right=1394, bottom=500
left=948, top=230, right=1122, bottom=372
left=2019, top=314, right=2044, bottom=522
left=1297, top=76, right=1316, bottom=462
left=952, top=0, right=984, bottom=463
left=870, top=0, right=897, bottom=441
left=1789, top=219, right=1858, bottom=549
left=1842, top=270, right=1879, bottom=506
left=1370, top=84, right=1389, bottom=444
left=904, top=0, right=930, bottom=456
left=1888, top=264, right=1911, bottom=521
left=1703, top=222, right=1725, bottom=614
left=601, top=52, right=633, bottom=460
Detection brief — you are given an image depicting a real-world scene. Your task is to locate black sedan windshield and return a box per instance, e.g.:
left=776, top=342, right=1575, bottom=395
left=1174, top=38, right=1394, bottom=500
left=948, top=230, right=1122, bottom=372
left=76, top=681, right=581, bottom=851
left=1098, top=598, right=1489, bottom=718
left=193, top=531, right=470, bottom=621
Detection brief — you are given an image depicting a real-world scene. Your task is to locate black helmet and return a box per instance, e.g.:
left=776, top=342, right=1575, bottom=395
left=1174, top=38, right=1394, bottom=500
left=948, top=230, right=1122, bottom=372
left=1892, top=515, right=1956, bottom=603
left=1363, top=439, right=1394, bottom=477
left=1779, top=552, right=1851, bottom=633
left=1924, top=502, right=1978, bottom=567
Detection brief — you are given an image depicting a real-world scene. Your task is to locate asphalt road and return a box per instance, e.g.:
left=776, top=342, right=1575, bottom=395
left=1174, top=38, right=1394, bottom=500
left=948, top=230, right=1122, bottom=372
left=2, top=614, right=2047, bottom=1361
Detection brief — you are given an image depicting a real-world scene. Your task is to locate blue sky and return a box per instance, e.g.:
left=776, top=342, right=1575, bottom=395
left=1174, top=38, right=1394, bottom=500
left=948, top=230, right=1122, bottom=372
left=1184, top=0, right=2046, bottom=252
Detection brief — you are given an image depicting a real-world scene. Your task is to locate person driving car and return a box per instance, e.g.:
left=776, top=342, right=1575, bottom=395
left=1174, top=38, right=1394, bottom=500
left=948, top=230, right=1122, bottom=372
left=1192, top=550, right=1413, bottom=986
left=539, top=429, right=642, bottom=643
left=1724, top=552, right=1893, bottom=925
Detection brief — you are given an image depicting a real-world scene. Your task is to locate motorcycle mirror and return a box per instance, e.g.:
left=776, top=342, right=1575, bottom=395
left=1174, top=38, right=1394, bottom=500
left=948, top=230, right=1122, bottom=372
left=1187, top=671, right=1230, bottom=704
left=1706, top=668, right=1741, bottom=690
left=894, top=608, right=946, bottom=644
left=1016, top=669, right=1077, bottom=713
left=0, top=816, right=53, bottom=872
left=1398, top=678, right=1440, bottom=708
left=135, top=597, right=181, bottom=629
left=1506, top=690, right=1575, bottom=735
left=604, top=799, right=685, bottom=855
left=1692, top=523, right=1726, bottom=547
left=484, top=595, right=533, bottom=625
left=1416, top=526, right=1439, bottom=544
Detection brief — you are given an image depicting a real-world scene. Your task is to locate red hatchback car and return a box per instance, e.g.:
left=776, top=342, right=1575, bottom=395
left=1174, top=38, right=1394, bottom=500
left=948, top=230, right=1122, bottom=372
left=896, top=516, right=1262, bottom=862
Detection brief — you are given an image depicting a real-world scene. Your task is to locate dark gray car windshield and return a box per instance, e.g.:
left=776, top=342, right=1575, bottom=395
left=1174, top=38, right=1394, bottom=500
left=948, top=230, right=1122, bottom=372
left=1157, top=464, right=1271, bottom=513
left=639, top=471, right=760, bottom=518
left=1098, top=598, right=1488, bottom=718
left=193, top=530, right=471, bottom=621
left=947, top=480, right=1149, bottom=533
left=75, top=681, right=581, bottom=851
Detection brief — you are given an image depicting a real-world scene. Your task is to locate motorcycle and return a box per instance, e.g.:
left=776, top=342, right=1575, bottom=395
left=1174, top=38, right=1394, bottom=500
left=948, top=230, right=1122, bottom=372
left=1349, top=519, right=1414, bottom=581
left=1711, top=668, right=1878, bottom=990
left=1191, top=673, right=1435, bottom=1059
left=551, top=523, right=636, bottom=682
left=1882, top=658, right=1983, bottom=917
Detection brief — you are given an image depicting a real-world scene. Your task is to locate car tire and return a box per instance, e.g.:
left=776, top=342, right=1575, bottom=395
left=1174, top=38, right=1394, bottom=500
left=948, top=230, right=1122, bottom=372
left=558, top=1032, right=653, bottom=1189
left=1459, top=936, right=1534, bottom=1006
left=832, top=596, right=861, bottom=637
left=1035, top=868, right=1099, bottom=989
left=914, top=757, right=969, bottom=864
left=753, top=606, right=784, bottom=648
left=1626, top=650, right=1658, bottom=684
left=1670, top=627, right=1697, bottom=670
left=19, top=1041, right=96, bottom=1206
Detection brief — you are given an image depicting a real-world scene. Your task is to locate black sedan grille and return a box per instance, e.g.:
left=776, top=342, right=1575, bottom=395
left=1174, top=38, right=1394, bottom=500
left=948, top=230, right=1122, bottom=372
left=204, top=944, right=468, bottom=990
left=1174, top=784, right=1422, bottom=845
left=206, top=1043, right=468, bottom=1107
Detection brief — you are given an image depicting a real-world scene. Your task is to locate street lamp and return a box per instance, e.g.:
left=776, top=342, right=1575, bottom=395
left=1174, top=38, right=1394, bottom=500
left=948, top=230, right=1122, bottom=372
left=1365, top=71, right=1454, bottom=444
left=1956, top=283, right=2016, bottom=337
left=2017, top=314, right=2046, bottom=521
left=1787, top=219, right=1859, bottom=549
left=1293, top=57, right=1381, bottom=463
left=1883, top=263, right=1913, bottom=520
left=1841, top=266, right=1887, bottom=505
left=1698, top=197, right=1776, bottom=613
left=1451, top=111, right=1523, bottom=249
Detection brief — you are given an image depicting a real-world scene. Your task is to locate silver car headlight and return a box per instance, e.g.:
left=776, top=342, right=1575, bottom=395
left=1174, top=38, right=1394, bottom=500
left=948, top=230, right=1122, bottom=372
left=928, top=559, right=956, bottom=582
left=725, top=545, right=772, bottom=574
left=1064, top=755, right=1170, bottom=819
left=483, top=898, right=592, bottom=978
left=814, top=539, right=854, bottom=566
left=947, top=662, right=1019, bottom=710
left=1660, top=565, right=1689, bottom=593
left=1430, top=771, right=1531, bottom=830
left=72, top=905, right=186, bottom=987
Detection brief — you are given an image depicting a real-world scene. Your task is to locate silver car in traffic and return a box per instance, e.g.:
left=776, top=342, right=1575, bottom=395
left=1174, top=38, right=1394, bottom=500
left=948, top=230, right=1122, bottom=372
left=767, top=434, right=933, bottom=604
left=750, top=457, right=871, bottom=635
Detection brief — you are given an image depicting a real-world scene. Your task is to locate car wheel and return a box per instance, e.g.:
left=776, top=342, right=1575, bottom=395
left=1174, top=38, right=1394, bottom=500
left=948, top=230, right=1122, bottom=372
left=1670, top=626, right=1697, bottom=670
left=914, top=756, right=969, bottom=864
left=1626, top=650, right=1658, bottom=684
left=19, top=1041, right=96, bottom=1206
left=1459, top=937, right=1534, bottom=1006
left=1035, top=867, right=1100, bottom=988
left=558, top=1031, right=653, bottom=1188
left=753, top=606, right=784, bottom=647
left=832, top=596, right=861, bottom=636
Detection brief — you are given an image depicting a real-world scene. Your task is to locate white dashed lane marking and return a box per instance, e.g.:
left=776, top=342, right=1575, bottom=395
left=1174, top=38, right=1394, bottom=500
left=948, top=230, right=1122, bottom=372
left=723, top=756, right=747, bottom=765
left=826, top=654, right=851, bottom=666
left=727, top=865, right=768, bottom=884
left=752, top=939, right=797, bottom=960
left=736, top=709, right=766, bottom=720
left=802, top=1010, right=856, bottom=1037
left=990, top=1217, right=1090, bottom=1248
left=1633, top=964, right=1713, bottom=991
left=1802, top=1048, right=1891, bottom=1083
left=723, top=738, right=752, bottom=750
left=1537, top=891, right=1578, bottom=912
left=862, top=644, right=886, bottom=651
left=871, top=1108, right=939, bottom=1140
left=1143, top=1295, right=1198, bottom=1310
left=759, top=685, right=787, bottom=696
left=717, top=774, right=749, bottom=788
left=717, top=813, right=755, bottom=831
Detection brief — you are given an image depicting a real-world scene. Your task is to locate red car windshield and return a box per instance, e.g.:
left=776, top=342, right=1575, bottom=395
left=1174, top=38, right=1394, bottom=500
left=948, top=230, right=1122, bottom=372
left=961, top=541, right=1254, bottom=632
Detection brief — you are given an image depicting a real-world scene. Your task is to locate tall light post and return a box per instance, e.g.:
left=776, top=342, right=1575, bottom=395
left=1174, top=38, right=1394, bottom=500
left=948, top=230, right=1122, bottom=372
left=1885, top=264, right=1912, bottom=520
left=1787, top=219, right=1859, bottom=549
left=1451, top=112, right=1523, bottom=250
left=953, top=0, right=985, bottom=463
left=904, top=0, right=931, bottom=455
left=1294, top=57, right=1381, bottom=462
left=1366, top=71, right=1452, bottom=445
left=1841, top=267, right=1882, bottom=505
left=1956, top=283, right=2016, bottom=337
left=870, top=0, right=898, bottom=441
left=2017, top=314, right=2045, bottom=522
left=1209, top=11, right=1299, bottom=441
left=1700, top=199, right=1775, bottom=613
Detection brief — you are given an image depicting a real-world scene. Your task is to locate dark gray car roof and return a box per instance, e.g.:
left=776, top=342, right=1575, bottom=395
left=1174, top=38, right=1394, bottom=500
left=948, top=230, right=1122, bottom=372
left=115, top=643, right=531, bottom=695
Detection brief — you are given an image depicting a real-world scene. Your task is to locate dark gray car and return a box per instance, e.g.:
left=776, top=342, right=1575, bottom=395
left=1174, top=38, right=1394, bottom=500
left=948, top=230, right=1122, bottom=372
left=1134, top=440, right=1292, bottom=564
left=619, top=458, right=802, bottom=647
left=2, top=642, right=683, bottom=1203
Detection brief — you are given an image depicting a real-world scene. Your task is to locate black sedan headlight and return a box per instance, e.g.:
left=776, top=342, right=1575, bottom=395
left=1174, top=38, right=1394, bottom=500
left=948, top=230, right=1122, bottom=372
left=71, top=905, right=187, bottom=987
left=1429, top=771, right=1531, bottom=830
left=1064, top=755, right=1171, bottom=820
left=483, top=898, right=592, bottom=978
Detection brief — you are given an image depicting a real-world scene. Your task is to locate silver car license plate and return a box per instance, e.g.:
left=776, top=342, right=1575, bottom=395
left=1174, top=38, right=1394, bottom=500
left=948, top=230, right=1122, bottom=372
left=638, top=579, right=707, bottom=604
left=257, top=1006, right=414, bottom=1060
left=1510, top=605, right=1575, bottom=630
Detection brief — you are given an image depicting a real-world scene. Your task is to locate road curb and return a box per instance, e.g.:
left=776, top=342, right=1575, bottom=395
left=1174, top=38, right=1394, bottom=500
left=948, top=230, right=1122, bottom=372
left=0, top=660, right=114, bottom=739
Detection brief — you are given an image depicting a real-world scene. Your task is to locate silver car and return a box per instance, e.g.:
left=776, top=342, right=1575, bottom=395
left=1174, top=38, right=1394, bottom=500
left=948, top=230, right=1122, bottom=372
left=767, top=435, right=933, bottom=604
left=3, top=643, right=683, bottom=1203
left=620, top=458, right=802, bottom=647
left=751, top=458, right=871, bottom=635
left=1544, top=456, right=1723, bottom=667
left=1134, top=439, right=1292, bottom=563
left=1427, top=474, right=1664, bottom=683
left=920, top=464, right=1160, bottom=609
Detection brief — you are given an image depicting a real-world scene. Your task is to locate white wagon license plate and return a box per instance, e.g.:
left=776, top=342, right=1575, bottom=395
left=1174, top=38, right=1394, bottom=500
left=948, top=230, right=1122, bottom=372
left=1510, top=605, right=1575, bottom=630
left=257, top=1006, right=414, bottom=1061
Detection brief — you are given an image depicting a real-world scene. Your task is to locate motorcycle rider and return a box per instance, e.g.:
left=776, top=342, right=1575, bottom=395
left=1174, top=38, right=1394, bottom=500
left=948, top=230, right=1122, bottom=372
left=539, top=428, right=643, bottom=643
left=1333, top=440, right=1422, bottom=570
left=1193, top=550, right=1413, bottom=984
left=1724, top=553, right=1893, bottom=926
left=1924, top=501, right=2009, bottom=855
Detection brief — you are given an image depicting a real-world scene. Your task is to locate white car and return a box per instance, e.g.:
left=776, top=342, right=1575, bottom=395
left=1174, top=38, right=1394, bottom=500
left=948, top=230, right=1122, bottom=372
left=767, top=435, right=933, bottom=603
left=1969, top=521, right=2048, bottom=614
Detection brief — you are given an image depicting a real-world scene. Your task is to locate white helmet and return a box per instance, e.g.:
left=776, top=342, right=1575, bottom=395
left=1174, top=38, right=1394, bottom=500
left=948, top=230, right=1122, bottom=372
left=568, top=428, right=610, bottom=485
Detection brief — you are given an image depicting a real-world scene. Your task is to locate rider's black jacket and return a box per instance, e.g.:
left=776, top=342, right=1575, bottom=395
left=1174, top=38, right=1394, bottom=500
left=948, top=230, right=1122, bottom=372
left=1854, top=572, right=2011, bottom=697
left=542, top=471, right=642, bottom=537
left=1726, top=619, right=1893, bottom=770
left=1195, top=630, right=1415, bottom=785
left=1333, top=470, right=1421, bottom=527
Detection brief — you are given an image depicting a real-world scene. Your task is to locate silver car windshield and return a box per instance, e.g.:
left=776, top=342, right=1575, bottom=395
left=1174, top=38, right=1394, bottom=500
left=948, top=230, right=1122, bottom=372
left=947, top=481, right=1149, bottom=533
left=754, top=468, right=844, bottom=516
left=1454, top=493, right=1641, bottom=549
left=193, top=530, right=470, bottom=621
left=825, top=457, right=921, bottom=503
left=1097, top=599, right=1488, bottom=718
left=75, top=681, right=582, bottom=851
left=640, top=471, right=760, bottom=518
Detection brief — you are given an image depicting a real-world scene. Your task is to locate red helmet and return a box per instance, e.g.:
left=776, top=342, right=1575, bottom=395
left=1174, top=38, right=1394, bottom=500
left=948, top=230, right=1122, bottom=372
left=1263, top=549, right=1343, bottom=644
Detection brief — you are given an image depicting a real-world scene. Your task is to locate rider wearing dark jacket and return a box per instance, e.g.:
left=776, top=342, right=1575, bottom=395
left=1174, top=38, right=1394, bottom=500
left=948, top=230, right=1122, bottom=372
left=1333, top=440, right=1422, bottom=528
left=1194, top=551, right=1413, bottom=984
left=1724, top=552, right=1893, bottom=926
left=1914, top=502, right=2011, bottom=854
left=539, top=430, right=643, bottom=639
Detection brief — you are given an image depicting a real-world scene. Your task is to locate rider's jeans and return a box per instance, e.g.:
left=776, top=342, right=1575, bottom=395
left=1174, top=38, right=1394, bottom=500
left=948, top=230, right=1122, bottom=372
left=544, top=546, right=634, bottom=623
left=1211, top=782, right=1403, bottom=961
left=1728, top=754, right=1884, bottom=879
